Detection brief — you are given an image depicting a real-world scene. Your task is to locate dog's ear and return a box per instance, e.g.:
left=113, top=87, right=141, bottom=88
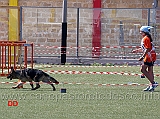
left=11, top=67, right=15, bottom=72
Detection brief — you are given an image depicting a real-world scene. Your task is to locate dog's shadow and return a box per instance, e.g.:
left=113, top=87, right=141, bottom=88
left=142, top=90, right=160, bottom=93
left=0, top=87, right=13, bottom=90
left=12, top=88, right=59, bottom=92
left=0, top=87, right=58, bottom=91
left=151, top=90, right=160, bottom=92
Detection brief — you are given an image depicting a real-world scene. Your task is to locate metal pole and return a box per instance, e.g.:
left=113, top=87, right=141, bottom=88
left=24, top=46, right=27, bottom=68
left=62, top=0, right=67, bottom=23
left=76, top=8, right=79, bottom=58
left=148, top=9, right=150, bottom=26
left=151, top=0, right=158, bottom=24
left=152, top=0, right=158, bottom=42
left=31, top=43, right=34, bottom=68
left=153, top=0, right=158, bottom=8
left=61, top=0, right=67, bottom=65
left=119, top=21, right=124, bottom=45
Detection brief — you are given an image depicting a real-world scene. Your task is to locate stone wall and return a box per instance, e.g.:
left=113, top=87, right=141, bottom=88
left=18, top=0, right=158, bottom=8
left=0, top=0, right=160, bottom=58
left=19, top=0, right=93, bottom=8
left=0, top=0, right=158, bottom=8
left=103, top=0, right=155, bottom=8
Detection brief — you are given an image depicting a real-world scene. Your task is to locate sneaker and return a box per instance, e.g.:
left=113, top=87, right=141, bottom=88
left=143, top=86, right=151, bottom=91
left=148, top=82, right=158, bottom=91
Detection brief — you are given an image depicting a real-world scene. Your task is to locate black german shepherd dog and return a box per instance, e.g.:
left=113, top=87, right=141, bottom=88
left=7, top=67, right=59, bottom=91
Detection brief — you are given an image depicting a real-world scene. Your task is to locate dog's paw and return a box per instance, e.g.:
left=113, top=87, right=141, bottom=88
left=12, top=86, right=17, bottom=89
left=12, top=85, right=23, bottom=89
left=31, top=86, right=40, bottom=90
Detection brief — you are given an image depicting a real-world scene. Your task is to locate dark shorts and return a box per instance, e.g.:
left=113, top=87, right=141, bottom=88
left=144, top=62, right=154, bottom=66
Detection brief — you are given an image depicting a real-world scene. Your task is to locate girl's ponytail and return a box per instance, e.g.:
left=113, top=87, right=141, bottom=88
left=145, top=32, right=153, bottom=42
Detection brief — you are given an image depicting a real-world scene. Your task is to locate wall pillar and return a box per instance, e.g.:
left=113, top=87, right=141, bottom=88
left=9, top=0, right=19, bottom=41
left=92, top=0, right=101, bottom=58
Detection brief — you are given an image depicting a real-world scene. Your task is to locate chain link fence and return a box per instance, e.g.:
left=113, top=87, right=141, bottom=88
left=0, top=6, right=160, bottom=64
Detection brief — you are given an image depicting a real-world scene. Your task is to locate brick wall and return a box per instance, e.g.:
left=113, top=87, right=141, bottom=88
left=18, top=0, right=157, bottom=8
left=103, top=0, right=153, bottom=8
left=0, top=0, right=160, bottom=58
left=19, top=0, right=93, bottom=8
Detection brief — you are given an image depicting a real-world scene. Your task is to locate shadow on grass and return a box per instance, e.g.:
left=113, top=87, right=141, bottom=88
left=0, top=87, right=58, bottom=92
left=11, top=88, right=59, bottom=92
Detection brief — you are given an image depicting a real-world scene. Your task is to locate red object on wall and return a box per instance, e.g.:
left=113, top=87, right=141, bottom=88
left=92, top=0, right=101, bottom=58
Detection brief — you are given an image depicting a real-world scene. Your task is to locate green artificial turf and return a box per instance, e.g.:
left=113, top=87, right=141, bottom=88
left=0, top=65, right=160, bottom=119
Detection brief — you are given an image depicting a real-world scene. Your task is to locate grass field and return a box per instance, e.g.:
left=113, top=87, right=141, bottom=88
left=0, top=65, right=160, bottom=119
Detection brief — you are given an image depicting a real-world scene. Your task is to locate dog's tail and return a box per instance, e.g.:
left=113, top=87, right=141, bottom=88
left=43, top=72, right=59, bottom=84
left=50, top=77, right=59, bottom=84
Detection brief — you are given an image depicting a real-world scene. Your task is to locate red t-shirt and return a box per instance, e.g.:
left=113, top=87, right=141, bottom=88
left=141, top=36, right=156, bottom=62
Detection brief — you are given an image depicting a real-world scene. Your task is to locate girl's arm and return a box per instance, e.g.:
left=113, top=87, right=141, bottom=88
left=132, top=48, right=142, bottom=53
left=138, top=48, right=150, bottom=61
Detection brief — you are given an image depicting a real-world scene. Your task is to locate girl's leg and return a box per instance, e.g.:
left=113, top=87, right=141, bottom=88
left=147, top=66, right=158, bottom=91
left=140, top=64, right=154, bottom=84
left=141, top=64, right=158, bottom=91
left=148, top=66, right=154, bottom=83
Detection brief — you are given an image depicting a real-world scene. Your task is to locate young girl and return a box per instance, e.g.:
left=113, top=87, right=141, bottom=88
left=132, top=26, right=158, bottom=91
